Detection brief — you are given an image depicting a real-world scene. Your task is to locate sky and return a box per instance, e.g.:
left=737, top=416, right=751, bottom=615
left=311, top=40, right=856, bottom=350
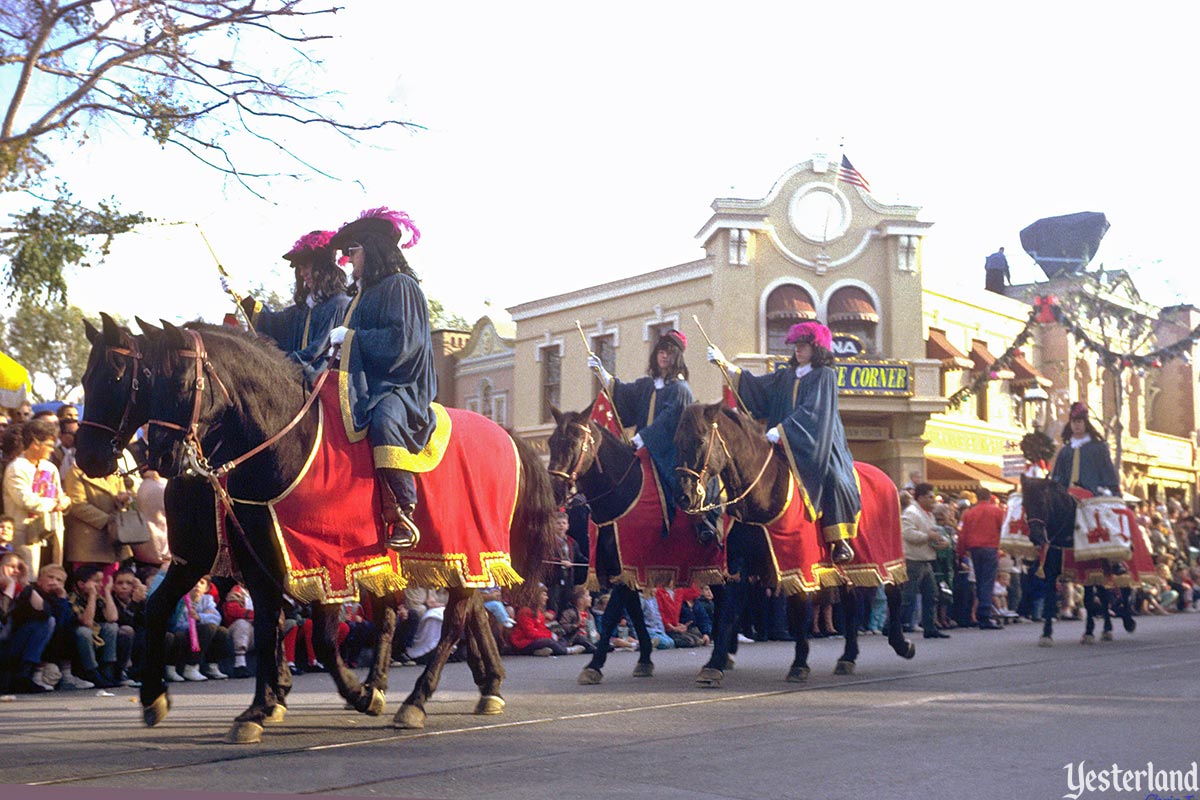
left=10, top=1, right=1200, bottom=332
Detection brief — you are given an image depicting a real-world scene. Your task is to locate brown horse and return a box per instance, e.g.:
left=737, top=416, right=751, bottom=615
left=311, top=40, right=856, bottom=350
left=674, top=402, right=914, bottom=687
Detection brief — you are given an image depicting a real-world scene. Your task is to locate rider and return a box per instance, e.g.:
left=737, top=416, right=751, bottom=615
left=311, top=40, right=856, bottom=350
left=707, top=321, right=860, bottom=564
left=224, top=230, right=350, bottom=376
left=1050, top=402, right=1120, bottom=497
left=587, top=330, right=717, bottom=542
left=327, top=208, right=435, bottom=552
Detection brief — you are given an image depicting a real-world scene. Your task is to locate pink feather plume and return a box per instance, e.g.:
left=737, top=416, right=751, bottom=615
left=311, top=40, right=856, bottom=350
left=358, top=206, right=421, bottom=249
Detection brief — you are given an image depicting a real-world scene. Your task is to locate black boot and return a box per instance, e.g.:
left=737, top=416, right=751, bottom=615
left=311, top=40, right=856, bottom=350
left=830, top=540, right=855, bottom=564
left=385, top=504, right=421, bottom=551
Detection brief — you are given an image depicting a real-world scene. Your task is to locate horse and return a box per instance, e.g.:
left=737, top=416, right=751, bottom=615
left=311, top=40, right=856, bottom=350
left=546, top=406, right=676, bottom=684
left=76, top=314, right=399, bottom=739
left=1018, top=475, right=1139, bottom=646
left=674, top=402, right=914, bottom=688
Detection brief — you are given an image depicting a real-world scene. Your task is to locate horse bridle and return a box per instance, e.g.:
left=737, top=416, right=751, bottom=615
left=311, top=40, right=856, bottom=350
left=148, top=329, right=234, bottom=475
left=547, top=421, right=598, bottom=488
left=79, top=337, right=148, bottom=458
left=675, top=420, right=775, bottom=514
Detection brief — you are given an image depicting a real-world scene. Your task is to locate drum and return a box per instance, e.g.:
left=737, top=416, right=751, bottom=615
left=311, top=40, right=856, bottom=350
left=1073, top=495, right=1134, bottom=563
left=999, top=493, right=1038, bottom=559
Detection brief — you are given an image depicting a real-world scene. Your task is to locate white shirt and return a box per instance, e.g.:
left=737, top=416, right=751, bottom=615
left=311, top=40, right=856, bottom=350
left=795, top=364, right=813, bottom=379
left=1070, top=435, right=1090, bottom=450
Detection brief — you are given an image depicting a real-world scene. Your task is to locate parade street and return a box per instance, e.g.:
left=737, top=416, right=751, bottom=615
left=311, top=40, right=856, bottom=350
left=2, top=614, right=1197, bottom=800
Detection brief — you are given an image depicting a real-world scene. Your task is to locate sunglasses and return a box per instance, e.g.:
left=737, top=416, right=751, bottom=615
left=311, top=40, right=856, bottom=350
left=345, top=244, right=363, bottom=254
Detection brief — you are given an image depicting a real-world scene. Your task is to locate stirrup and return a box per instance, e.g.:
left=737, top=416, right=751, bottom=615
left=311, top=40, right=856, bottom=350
left=386, top=506, right=421, bottom=551
left=830, top=540, right=855, bottom=564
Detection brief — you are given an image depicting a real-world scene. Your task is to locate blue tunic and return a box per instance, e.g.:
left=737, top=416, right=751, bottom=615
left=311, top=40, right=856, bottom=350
left=341, top=273, right=437, bottom=463
left=1050, top=438, right=1120, bottom=495
left=735, top=365, right=861, bottom=540
left=611, top=376, right=693, bottom=520
left=253, top=293, right=350, bottom=376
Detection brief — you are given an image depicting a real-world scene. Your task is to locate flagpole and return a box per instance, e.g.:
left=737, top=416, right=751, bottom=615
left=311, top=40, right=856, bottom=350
left=575, top=320, right=629, bottom=443
left=692, top=314, right=748, bottom=412
left=821, top=139, right=845, bottom=245
left=194, top=223, right=255, bottom=332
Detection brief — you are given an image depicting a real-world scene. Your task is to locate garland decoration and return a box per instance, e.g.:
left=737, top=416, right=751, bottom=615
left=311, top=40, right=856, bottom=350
left=945, top=295, right=1200, bottom=410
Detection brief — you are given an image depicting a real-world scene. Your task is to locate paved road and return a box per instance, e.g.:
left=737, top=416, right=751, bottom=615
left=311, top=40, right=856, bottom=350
left=3, top=614, right=1198, bottom=800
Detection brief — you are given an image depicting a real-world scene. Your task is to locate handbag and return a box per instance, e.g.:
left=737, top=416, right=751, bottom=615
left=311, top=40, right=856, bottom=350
left=113, top=506, right=152, bottom=544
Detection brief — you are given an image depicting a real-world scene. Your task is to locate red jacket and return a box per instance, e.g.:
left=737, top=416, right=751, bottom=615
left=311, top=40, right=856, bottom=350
left=654, top=586, right=700, bottom=629
left=957, top=499, right=1006, bottom=554
left=510, top=607, right=555, bottom=650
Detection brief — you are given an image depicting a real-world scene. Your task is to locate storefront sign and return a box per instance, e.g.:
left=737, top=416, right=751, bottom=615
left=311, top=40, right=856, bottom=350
left=835, top=360, right=913, bottom=396
left=831, top=333, right=864, bottom=357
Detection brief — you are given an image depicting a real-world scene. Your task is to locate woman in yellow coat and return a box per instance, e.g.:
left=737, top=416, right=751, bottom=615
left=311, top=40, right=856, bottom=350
left=63, top=461, right=133, bottom=567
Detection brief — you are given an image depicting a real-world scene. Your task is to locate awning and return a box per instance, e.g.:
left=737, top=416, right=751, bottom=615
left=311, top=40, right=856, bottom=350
left=827, top=286, right=879, bottom=323
left=969, top=340, right=1014, bottom=380
left=966, top=461, right=1018, bottom=492
left=926, top=456, right=1016, bottom=494
left=1009, top=351, right=1051, bottom=388
left=765, top=284, right=817, bottom=321
left=0, top=351, right=31, bottom=408
left=926, top=328, right=973, bottom=370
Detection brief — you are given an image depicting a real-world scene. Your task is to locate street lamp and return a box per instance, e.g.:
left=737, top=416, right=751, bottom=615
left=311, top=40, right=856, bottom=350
left=1022, top=386, right=1050, bottom=430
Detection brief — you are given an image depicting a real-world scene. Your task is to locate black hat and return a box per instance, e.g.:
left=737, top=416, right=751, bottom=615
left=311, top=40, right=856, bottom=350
left=329, top=207, right=421, bottom=251
left=282, top=230, right=335, bottom=263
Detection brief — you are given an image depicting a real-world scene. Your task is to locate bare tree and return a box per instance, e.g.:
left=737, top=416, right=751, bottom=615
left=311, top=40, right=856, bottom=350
left=0, top=0, right=415, bottom=301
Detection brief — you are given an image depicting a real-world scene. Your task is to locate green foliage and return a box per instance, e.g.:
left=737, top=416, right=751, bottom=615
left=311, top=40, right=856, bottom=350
left=0, top=301, right=108, bottom=401
left=0, top=193, right=149, bottom=304
left=428, top=296, right=471, bottom=331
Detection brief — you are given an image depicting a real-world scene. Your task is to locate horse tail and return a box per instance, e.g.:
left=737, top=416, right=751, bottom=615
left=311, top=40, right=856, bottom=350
left=507, top=432, right=558, bottom=609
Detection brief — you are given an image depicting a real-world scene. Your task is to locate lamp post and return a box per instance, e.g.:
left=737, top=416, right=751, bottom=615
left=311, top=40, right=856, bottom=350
left=1022, top=386, right=1050, bottom=430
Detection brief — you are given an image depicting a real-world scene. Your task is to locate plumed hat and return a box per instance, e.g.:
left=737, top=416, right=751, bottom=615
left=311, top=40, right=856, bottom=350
left=1068, top=401, right=1089, bottom=420
left=655, top=329, right=687, bottom=351
left=282, top=230, right=335, bottom=263
left=330, top=207, right=421, bottom=251
left=785, top=321, right=833, bottom=350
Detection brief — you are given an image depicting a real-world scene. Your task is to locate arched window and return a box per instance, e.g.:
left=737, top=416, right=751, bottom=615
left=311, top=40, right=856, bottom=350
left=765, top=284, right=816, bottom=356
left=826, top=286, right=879, bottom=355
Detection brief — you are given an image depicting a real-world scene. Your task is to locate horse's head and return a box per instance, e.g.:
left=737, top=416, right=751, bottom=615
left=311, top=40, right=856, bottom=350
left=1020, top=475, right=1073, bottom=548
left=77, top=313, right=149, bottom=478
left=143, top=321, right=233, bottom=479
left=673, top=402, right=735, bottom=514
left=546, top=405, right=600, bottom=506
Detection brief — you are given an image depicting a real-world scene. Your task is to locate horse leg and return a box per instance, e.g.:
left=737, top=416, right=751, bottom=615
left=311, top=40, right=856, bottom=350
left=140, top=557, right=207, bottom=726
left=360, top=592, right=395, bottom=711
left=226, top=556, right=285, bottom=744
left=1039, top=563, right=1057, bottom=646
left=310, top=603, right=373, bottom=714
left=579, top=583, right=625, bottom=685
left=621, top=584, right=655, bottom=678
left=1119, top=586, right=1136, bottom=633
left=785, top=593, right=811, bottom=683
left=699, top=578, right=744, bottom=687
left=1081, top=586, right=1096, bottom=644
left=394, top=588, right=472, bottom=729
left=1099, top=587, right=1114, bottom=642
left=883, top=583, right=916, bottom=659
left=463, top=595, right=506, bottom=715
left=835, top=586, right=859, bottom=675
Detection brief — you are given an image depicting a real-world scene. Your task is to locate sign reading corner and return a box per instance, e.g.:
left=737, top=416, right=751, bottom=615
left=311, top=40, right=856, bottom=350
left=835, top=360, right=912, bottom=397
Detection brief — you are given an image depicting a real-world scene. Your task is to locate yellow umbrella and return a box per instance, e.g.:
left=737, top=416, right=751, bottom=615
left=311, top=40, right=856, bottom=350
left=0, top=351, right=32, bottom=409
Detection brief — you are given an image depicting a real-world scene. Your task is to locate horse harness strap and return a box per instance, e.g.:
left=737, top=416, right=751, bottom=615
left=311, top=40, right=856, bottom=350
left=547, top=421, right=641, bottom=507
left=675, top=420, right=775, bottom=514
left=148, top=329, right=232, bottom=446
left=79, top=340, right=144, bottom=455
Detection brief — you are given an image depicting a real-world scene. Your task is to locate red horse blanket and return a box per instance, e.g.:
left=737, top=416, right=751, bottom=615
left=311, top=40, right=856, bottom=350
left=753, top=461, right=907, bottom=594
left=220, top=376, right=521, bottom=603
left=585, top=449, right=725, bottom=590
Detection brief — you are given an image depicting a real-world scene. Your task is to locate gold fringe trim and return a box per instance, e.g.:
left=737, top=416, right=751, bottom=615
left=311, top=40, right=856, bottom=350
left=584, top=570, right=601, bottom=593
left=689, top=568, right=726, bottom=587
left=644, top=568, right=680, bottom=589
left=399, top=552, right=523, bottom=589
left=358, top=569, right=407, bottom=598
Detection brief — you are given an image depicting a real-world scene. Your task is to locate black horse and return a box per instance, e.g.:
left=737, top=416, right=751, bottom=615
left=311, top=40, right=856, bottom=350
left=1019, top=475, right=1136, bottom=646
left=546, top=407, right=664, bottom=684
left=77, top=314, right=397, bottom=740
left=140, top=320, right=556, bottom=738
left=674, top=403, right=914, bottom=687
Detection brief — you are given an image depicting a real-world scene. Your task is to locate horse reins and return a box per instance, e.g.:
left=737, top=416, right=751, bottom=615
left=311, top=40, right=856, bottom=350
left=79, top=338, right=146, bottom=457
left=675, top=420, right=776, bottom=514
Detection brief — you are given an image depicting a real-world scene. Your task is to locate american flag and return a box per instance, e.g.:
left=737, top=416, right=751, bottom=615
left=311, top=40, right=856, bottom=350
left=838, top=155, right=871, bottom=193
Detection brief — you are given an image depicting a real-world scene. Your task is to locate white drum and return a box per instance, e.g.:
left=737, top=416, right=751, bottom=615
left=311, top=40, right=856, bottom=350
left=999, top=493, right=1038, bottom=559
left=1073, top=495, right=1133, bottom=562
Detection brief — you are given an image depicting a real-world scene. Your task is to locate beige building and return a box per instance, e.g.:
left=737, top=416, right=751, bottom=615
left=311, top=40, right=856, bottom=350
left=428, top=159, right=1197, bottom=506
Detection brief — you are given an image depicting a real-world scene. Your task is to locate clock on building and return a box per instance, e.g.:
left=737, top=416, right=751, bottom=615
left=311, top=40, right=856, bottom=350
left=788, top=183, right=850, bottom=244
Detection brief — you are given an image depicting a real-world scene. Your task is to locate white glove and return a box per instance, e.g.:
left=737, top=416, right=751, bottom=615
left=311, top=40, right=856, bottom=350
left=706, top=345, right=726, bottom=365
left=766, top=428, right=781, bottom=444
left=587, top=354, right=613, bottom=387
left=632, top=433, right=644, bottom=449
left=328, top=326, right=349, bottom=346
left=220, top=276, right=234, bottom=296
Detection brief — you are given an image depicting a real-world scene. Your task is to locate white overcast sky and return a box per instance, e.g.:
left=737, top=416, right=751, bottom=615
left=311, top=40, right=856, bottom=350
left=18, top=1, right=1199, bottom=326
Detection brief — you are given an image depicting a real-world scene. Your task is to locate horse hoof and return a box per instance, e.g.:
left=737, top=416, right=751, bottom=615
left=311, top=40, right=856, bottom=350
left=1080, top=634, right=1095, bottom=645
left=723, top=655, right=735, bottom=670
left=577, top=668, right=603, bottom=685
left=474, top=695, right=505, bottom=715
left=632, top=662, right=654, bottom=678
left=786, top=666, right=810, bottom=683
left=834, top=660, right=856, bottom=676
left=224, top=721, right=263, bottom=745
left=365, top=689, right=386, bottom=716
left=1101, top=631, right=1113, bottom=642
left=696, top=667, right=723, bottom=688
left=263, top=704, right=287, bottom=725
left=901, top=641, right=916, bottom=660
left=1123, top=617, right=1136, bottom=634
left=392, top=704, right=426, bottom=730
left=142, top=693, right=170, bottom=727
left=1038, top=636, right=1054, bottom=647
